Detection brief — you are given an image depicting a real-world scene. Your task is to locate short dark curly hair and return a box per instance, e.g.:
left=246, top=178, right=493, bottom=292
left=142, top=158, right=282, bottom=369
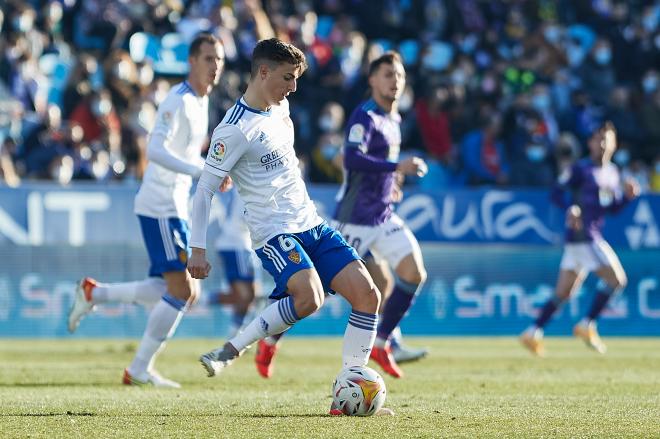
left=251, top=38, right=307, bottom=77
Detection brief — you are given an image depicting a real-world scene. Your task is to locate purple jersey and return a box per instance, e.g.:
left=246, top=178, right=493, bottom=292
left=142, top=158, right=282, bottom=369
left=551, top=158, right=629, bottom=242
left=333, top=99, right=401, bottom=225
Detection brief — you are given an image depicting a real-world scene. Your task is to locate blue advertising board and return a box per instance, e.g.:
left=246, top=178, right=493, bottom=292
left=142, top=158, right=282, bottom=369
left=0, top=245, right=657, bottom=337
left=0, top=184, right=658, bottom=249
left=0, top=183, right=658, bottom=337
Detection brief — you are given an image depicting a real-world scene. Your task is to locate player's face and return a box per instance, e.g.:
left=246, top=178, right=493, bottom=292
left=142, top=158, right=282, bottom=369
left=190, top=42, right=225, bottom=93
left=263, top=62, right=302, bottom=104
left=369, top=61, right=406, bottom=104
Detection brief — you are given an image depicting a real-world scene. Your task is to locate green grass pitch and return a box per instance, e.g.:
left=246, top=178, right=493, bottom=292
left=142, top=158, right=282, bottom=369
left=0, top=338, right=658, bottom=438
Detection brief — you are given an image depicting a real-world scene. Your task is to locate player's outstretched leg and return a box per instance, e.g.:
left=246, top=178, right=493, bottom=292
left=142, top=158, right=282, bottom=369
left=371, top=252, right=425, bottom=378
left=200, top=292, right=307, bottom=377
left=574, top=268, right=625, bottom=354
left=68, top=277, right=168, bottom=333
left=68, top=277, right=97, bottom=333
left=521, top=268, right=584, bottom=356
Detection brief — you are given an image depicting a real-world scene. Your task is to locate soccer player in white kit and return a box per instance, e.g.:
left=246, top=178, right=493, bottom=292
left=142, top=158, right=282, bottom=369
left=67, top=33, right=225, bottom=387
left=187, top=39, right=383, bottom=414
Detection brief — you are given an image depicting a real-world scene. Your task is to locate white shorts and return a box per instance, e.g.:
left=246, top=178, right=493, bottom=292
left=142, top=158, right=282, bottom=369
left=559, top=239, right=621, bottom=273
left=330, top=214, right=421, bottom=270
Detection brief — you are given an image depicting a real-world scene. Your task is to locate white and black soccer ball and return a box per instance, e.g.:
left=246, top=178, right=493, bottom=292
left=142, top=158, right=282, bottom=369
left=332, top=366, right=386, bottom=416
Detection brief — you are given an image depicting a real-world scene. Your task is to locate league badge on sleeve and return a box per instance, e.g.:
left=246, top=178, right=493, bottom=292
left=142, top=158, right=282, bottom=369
left=348, top=124, right=365, bottom=144
left=210, top=141, right=226, bottom=163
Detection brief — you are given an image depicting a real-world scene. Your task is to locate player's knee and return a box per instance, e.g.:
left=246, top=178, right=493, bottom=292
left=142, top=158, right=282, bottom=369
left=295, top=289, right=324, bottom=317
left=358, top=285, right=380, bottom=313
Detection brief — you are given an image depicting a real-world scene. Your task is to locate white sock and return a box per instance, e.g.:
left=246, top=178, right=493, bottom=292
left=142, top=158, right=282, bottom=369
left=343, top=310, right=378, bottom=368
left=128, top=295, right=185, bottom=377
left=229, top=296, right=299, bottom=352
left=92, top=278, right=166, bottom=307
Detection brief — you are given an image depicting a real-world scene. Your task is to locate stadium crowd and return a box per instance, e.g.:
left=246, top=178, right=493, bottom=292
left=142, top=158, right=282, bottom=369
left=0, top=0, right=659, bottom=191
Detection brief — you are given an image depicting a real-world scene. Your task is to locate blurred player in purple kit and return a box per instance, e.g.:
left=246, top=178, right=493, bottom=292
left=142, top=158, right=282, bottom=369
left=330, top=51, right=428, bottom=378
left=521, top=122, right=640, bottom=356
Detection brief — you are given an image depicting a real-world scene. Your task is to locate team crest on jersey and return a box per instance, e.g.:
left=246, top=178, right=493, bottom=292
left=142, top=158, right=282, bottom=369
left=178, top=250, right=188, bottom=264
left=162, top=111, right=172, bottom=125
left=211, top=141, right=226, bottom=162
left=288, top=250, right=301, bottom=264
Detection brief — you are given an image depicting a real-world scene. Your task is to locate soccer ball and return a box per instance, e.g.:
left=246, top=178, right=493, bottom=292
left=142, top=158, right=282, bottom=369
left=332, top=366, right=386, bottom=416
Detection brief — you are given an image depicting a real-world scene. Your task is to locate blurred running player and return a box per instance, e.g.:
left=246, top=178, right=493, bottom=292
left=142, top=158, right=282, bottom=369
left=67, top=33, right=225, bottom=387
left=520, top=122, right=640, bottom=356
left=330, top=51, right=428, bottom=378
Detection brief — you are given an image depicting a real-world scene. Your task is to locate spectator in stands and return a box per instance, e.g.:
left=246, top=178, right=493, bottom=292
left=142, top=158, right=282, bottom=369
left=510, top=112, right=555, bottom=188
left=0, top=0, right=656, bottom=185
left=460, top=112, right=509, bottom=186
left=309, top=101, right=345, bottom=183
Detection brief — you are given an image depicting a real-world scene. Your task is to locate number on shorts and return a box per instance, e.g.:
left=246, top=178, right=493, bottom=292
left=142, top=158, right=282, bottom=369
left=278, top=235, right=296, bottom=251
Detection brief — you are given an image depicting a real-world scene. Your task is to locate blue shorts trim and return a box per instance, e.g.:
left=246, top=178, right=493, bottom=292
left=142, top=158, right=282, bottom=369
left=138, top=215, right=190, bottom=277
left=217, top=249, right=257, bottom=282
left=255, top=222, right=360, bottom=300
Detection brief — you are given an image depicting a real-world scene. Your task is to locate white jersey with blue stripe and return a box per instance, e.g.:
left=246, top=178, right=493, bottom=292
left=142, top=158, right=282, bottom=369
left=203, top=97, right=323, bottom=248
left=135, top=81, right=208, bottom=220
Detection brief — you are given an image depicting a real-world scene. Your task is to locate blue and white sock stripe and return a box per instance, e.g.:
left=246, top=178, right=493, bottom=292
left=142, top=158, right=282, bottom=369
left=277, top=297, right=299, bottom=325
left=348, top=310, right=378, bottom=331
left=263, top=244, right=286, bottom=273
left=162, top=293, right=187, bottom=311
left=158, top=218, right=177, bottom=261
